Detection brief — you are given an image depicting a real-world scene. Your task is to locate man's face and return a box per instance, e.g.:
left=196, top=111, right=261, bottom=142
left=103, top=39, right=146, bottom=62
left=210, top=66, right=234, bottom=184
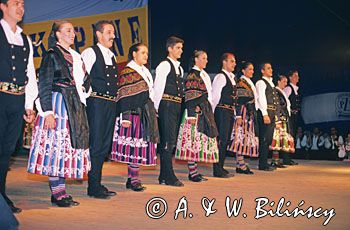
left=97, top=23, right=115, bottom=49
left=261, top=63, right=273, bottom=77
left=290, top=71, right=299, bottom=84
left=168, top=42, right=183, bottom=60
left=0, top=0, right=25, bottom=23
left=223, top=54, right=236, bottom=72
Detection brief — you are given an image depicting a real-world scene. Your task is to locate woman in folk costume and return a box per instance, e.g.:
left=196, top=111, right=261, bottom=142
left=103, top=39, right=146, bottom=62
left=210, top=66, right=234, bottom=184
left=270, top=75, right=295, bottom=167
left=228, top=62, right=259, bottom=174
left=110, top=43, right=159, bottom=192
left=175, top=50, right=219, bottom=182
left=28, top=21, right=91, bottom=207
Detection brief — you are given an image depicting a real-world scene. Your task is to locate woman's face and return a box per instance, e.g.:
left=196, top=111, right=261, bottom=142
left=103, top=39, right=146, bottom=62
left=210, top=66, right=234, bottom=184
left=278, top=77, right=288, bottom=89
left=242, top=64, right=254, bottom=78
left=195, top=52, right=208, bottom=70
left=57, top=23, right=75, bottom=47
left=133, top=45, right=148, bottom=65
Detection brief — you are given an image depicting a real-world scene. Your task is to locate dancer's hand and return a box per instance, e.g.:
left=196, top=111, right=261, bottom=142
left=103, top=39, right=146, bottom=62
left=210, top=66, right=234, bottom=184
left=122, top=120, right=131, bottom=128
left=263, top=115, right=271, bottom=124
left=236, top=117, right=242, bottom=126
left=44, top=114, right=56, bottom=129
left=23, top=109, right=36, bottom=123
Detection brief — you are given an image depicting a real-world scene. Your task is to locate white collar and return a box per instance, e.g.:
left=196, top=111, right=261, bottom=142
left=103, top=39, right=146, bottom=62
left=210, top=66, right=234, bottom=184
left=0, top=19, right=22, bottom=34
left=290, top=83, right=299, bottom=94
left=97, top=43, right=115, bottom=58
left=167, top=56, right=181, bottom=69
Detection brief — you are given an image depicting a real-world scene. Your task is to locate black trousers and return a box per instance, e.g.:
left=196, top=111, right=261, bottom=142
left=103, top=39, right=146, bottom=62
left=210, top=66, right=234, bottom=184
left=158, top=101, right=182, bottom=183
left=257, top=111, right=275, bottom=169
left=0, top=194, right=19, bottom=230
left=213, top=108, right=234, bottom=174
left=86, top=97, right=116, bottom=192
left=0, top=93, right=24, bottom=205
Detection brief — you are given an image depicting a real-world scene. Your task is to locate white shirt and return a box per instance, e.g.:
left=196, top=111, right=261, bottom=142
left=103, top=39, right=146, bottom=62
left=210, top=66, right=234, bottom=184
left=211, top=69, right=236, bottom=112
left=81, top=43, right=115, bottom=74
left=311, top=135, right=325, bottom=150
left=276, top=86, right=291, bottom=116
left=126, top=60, right=154, bottom=101
left=1, top=19, right=38, bottom=110
left=153, top=57, right=183, bottom=111
left=255, top=76, right=275, bottom=116
left=284, top=82, right=299, bottom=98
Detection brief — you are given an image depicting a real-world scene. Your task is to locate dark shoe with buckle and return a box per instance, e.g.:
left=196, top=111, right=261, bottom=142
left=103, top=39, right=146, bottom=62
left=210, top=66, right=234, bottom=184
left=101, top=185, right=117, bottom=196
left=159, top=179, right=184, bottom=187
left=8, top=203, right=22, bottom=213
left=198, top=174, right=208, bottom=181
left=258, top=166, right=275, bottom=171
left=126, top=178, right=146, bottom=192
left=236, top=167, right=254, bottom=175
left=87, top=188, right=111, bottom=199
left=51, top=195, right=72, bottom=207
left=188, top=174, right=203, bottom=182
left=64, top=195, right=80, bottom=206
left=271, top=162, right=286, bottom=168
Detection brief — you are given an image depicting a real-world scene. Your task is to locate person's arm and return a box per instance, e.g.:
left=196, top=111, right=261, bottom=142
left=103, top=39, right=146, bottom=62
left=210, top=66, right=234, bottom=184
left=81, top=47, right=96, bottom=75
left=284, top=86, right=292, bottom=98
left=38, top=52, right=55, bottom=117
left=256, top=80, right=268, bottom=116
left=211, top=73, right=226, bottom=112
left=153, top=61, right=170, bottom=111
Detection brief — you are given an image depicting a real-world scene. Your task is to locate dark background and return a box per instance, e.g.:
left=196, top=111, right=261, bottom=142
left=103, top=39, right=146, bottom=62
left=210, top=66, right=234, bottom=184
left=149, top=0, right=350, bottom=97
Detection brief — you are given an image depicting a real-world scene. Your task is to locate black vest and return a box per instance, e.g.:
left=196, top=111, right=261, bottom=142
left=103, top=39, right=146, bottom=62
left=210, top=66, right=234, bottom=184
left=163, top=58, right=184, bottom=98
left=89, top=45, right=118, bottom=96
left=288, top=83, right=301, bottom=112
left=0, top=24, right=30, bottom=86
left=218, top=71, right=236, bottom=106
left=262, top=78, right=278, bottom=118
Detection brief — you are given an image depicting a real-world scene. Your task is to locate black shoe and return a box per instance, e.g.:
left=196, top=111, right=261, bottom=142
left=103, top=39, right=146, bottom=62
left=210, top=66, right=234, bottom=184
left=188, top=174, right=203, bottom=182
left=126, top=178, right=146, bottom=192
left=236, top=167, right=254, bottom=175
left=64, top=195, right=80, bottom=206
left=198, top=174, right=208, bottom=181
left=222, top=168, right=229, bottom=175
left=213, top=173, right=231, bottom=178
left=258, top=166, right=275, bottom=171
left=290, top=160, right=299, bottom=165
left=51, top=196, right=72, bottom=207
left=159, top=179, right=184, bottom=187
left=271, top=162, right=286, bottom=168
left=8, top=203, right=22, bottom=213
left=101, top=185, right=117, bottom=196
left=87, top=189, right=111, bottom=199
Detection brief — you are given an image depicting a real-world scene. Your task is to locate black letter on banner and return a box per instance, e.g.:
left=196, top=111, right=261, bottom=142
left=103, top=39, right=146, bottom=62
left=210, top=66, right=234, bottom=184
left=127, top=16, right=142, bottom=44
left=112, top=20, right=124, bottom=56
left=30, top=32, right=47, bottom=58
left=74, top=27, right=86, bottom=53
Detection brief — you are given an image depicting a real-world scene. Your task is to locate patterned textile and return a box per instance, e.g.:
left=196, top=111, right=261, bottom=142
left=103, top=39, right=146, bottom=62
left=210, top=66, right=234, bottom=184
left=110, top=115, right=157, bottom=166
left=175, top=113, right=219, bottom=163
left=27, top=92, right=90, bottom=179
left=270, top=120, right=295, bottom=153
left=117, top=67, right=149, bottom=102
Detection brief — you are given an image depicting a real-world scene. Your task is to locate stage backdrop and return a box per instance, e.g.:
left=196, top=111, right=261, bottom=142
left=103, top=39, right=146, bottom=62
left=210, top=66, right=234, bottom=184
left=22, top=0, right=148, bottom=69
left=301, top=92, right=350, bottom=124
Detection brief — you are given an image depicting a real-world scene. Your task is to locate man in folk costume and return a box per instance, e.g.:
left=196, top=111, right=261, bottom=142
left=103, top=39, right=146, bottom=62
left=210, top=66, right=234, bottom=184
left=211, top=53, right=238, bottom=178
left=81, top=20, right=118, bottom=199
left=175, top=50, right=219, bottom=182
left=283, top=70, right=300, bottom=165
left=256, top=63, right=278, bottom=171
left=0, top=0, right=37, bottom=213
left=154, top=36, right=184, bottom=187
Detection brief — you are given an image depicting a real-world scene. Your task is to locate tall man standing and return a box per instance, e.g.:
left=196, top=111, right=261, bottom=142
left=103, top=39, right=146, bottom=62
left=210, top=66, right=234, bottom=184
left=211, top=53, right=237, bottom=178
left=81, top=20, right=118, bottom=199
left=256, top=63, right=278, bottom=171
left=154, top=36, right=184, bottom=187
left=0, top=0, right=37, bottom=213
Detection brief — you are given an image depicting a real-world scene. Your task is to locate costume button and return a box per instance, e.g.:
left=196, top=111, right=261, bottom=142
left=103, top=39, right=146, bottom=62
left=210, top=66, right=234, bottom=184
left=107, top=74, right=110, bottom=77
left=106, top=91, right=110, bottom=94
left=13, top=78, right=16, bottom=82
left=11, top=45, right=14, bottom=49
left=106, top=66, right=108, bottom=69
left=23, top=47, right=26, bottom=51
left=12, top=66, right=16, bottom=70
left=107, top=83, right=110, bottom=86
left=113, top=66, right=116, bottom=69
left=24, top=58, right=27, bottom=62
left=12, top=55, right=15, bottom=59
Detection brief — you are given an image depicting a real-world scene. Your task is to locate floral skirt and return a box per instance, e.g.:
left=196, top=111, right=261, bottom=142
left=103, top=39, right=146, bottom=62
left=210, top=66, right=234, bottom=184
left=270, top=121, right=295, bottom=153
left=228, top=106, right=259, bottom=157
left=110, top=114, right=157, bottom=166
left=27, top=92, right=90, bottom=179
left=175, top=112, right=219, bottom=163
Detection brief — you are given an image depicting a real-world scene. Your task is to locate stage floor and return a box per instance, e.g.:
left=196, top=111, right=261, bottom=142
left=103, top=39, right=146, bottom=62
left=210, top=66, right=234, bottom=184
left=6, top=156, right=350, bottom=230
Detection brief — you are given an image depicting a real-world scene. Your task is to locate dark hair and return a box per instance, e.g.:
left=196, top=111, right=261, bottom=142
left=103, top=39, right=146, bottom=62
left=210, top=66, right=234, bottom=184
left=259, top=62, right=271, bottom=71
left=0, top=0, right=9, bottom=19
left=166, top=36, right=184, bottom=52
left=189, top=49, right=206, bottom=70
left=93, top=20, right=114, bottom=45
left=48, top=20, right=71, bottom=48
left=274, top=74, right=287, bottom=85
left=287, top=70, right=298, bottom=78
left=127, top=42, right=147, bottom=62
left=239, top=61, right=253, bottom=76
left=220, top=52, right=235, bottom=66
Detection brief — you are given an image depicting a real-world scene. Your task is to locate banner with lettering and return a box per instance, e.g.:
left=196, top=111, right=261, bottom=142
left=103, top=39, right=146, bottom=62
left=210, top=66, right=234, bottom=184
left=23, top=4, right=148, bottom=69
left=301, top=92, right=350, bottom=124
